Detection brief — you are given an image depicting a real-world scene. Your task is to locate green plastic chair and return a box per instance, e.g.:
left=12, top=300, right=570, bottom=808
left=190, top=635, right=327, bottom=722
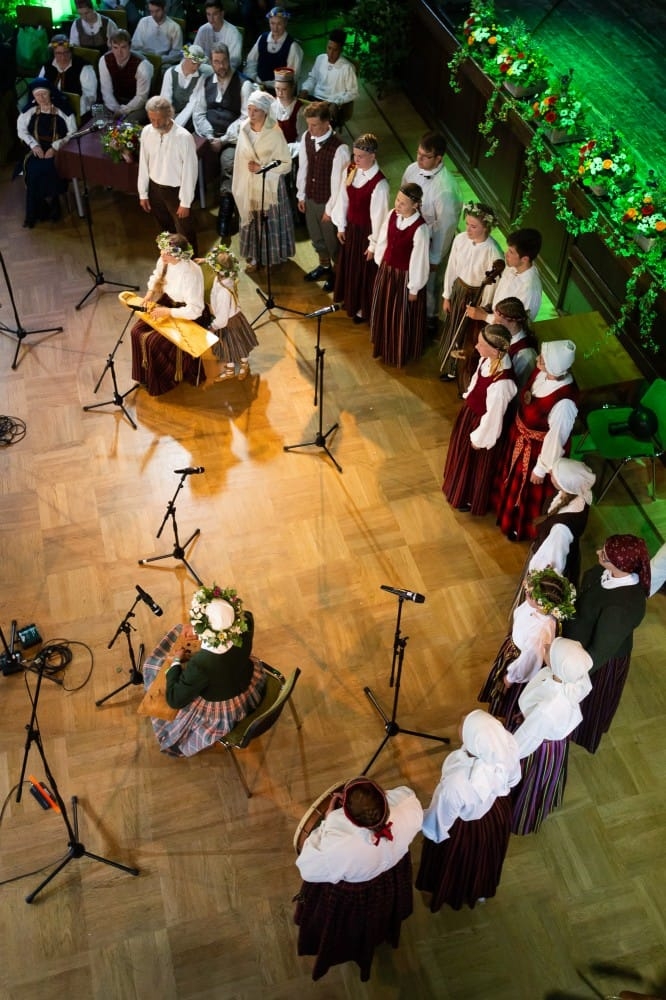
left=219, top=662, right=302, bottom=797
left=573, top=377, right=666, bottom=501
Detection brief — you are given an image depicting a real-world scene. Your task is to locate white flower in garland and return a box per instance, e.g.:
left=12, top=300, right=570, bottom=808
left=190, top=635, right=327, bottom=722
left=189, top=584, right=248, bottom=649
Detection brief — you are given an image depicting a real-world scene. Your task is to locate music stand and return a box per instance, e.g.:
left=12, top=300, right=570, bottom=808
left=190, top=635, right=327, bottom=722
left=0, top=250, right=63, bottom=370
left=71, top=124, right=138, bottom=310
left=83, top=308, right=140, bottom=428
left=138, top=468, right=203, bottom=585
left=362, top=586, right=449, bottom=776
left=283, top=320, right=341, bottom=471
left=251, top=163, right=306, bottom=328
left=95, top=592, right=146, bottom=706
left=15, top=650, right=139, bottom=902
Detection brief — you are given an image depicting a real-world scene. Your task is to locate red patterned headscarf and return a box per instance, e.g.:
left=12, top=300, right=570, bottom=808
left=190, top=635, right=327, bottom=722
left=604, top=534, right=651, bottom=595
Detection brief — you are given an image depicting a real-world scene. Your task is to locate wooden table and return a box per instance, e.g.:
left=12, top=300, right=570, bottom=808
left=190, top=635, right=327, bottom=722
left=533, top=311, right=645, bottom=412
left=56, top=131, right=210, bottom=216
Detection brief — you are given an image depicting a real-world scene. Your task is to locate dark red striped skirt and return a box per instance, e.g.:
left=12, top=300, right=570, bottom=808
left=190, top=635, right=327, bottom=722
left=415, top=795, right=512, bottom=912
left=334, top=219, right=378, bottom=321
left=478, top=633, right=526, bottom=728
left=294, top=851, right=414, bottom=982
left=370, top=263, right=426, bottom=368
left=442, top=403, right=503, bottom=515
left=511, top=738, right=568, bottom=835
left=570, top=654, right=631, bottom=754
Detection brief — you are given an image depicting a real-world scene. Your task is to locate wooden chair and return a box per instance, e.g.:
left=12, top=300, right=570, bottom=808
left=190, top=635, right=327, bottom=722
left=63, top=90, right=82, bottom=124
left=140, top=50, right=163, bottom=94
left=73, top=45, right=101, bottom=72
left=219, top=662, right=302, bottom=797
left=105, top=8, right=128, bottom=31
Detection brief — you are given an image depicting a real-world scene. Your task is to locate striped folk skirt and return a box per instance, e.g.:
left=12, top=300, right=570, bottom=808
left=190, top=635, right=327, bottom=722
left=415, top=795, right=512, bottom=911
left=370, top=263, right=427, bottom=368
left=478, top=634, right=527, bottom=728
left=212, top=312, right=259, bottom=364
left=442, top=403, right=504, bottom=516
left=239, top=178, right=295, bottom=266
left=570, top=654, right=631, bottom=754
left=333, top=218, right=378, bottom=321
left=294, top=852, right=414, bottom=982
left=142, top=631, right=266, bottom=758
left=511, top=738, right=568, bottom=835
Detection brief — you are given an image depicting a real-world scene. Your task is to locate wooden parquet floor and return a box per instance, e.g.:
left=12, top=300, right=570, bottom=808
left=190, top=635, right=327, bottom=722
left=1, top=80, right=665, bottom=1000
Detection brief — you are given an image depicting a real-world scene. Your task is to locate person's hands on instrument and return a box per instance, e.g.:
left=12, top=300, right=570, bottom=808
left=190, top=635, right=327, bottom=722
left=151, top=305, right=171, bottom=320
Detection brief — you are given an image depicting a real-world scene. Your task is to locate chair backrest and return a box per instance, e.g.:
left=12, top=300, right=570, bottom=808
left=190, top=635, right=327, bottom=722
left=73, top=45, right=101, bottom=70
left=140, top=50, right=163, bottom=93
left=106, top=8, right=128, bottom=31
left=17, top=4, right=53, bottom=33
left=639, top=377, right=666, bottom=448
left=64, top=90, right=82, bottom=124
left=227, top=665, right=301, bottom=749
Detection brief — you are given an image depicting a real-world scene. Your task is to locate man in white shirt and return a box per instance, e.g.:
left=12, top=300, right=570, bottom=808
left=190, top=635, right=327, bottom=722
left=193, top=44, right=250, bottom=196
left=99, top=30, right=153, bottom=123
left=299, top=29, right=358, bottom=129
left=193, top=0, right=243, bottom=70
left=69, top=0, right=115, bottom=51
left=467, top=228, right=543, bottom=325
left=138, top=95, right=199, bottom=253
left=132, top=0, right=183, bottom=65
left=401, top=131, right=462, bottom=333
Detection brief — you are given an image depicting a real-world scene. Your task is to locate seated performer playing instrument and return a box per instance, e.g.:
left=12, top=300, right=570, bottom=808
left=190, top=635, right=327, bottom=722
left=130, top=232, right=209, bottom=396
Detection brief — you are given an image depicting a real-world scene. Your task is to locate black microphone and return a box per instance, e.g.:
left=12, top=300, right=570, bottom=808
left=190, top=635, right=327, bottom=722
left=380, top=584, right=426, bottom=604
left=135, top=585, right=163, bottom=616
left=256, top=159, right=282, bottom=174
left=174, top=466, right=205, bottom=475
left=304, top=304, right=341, bottom=319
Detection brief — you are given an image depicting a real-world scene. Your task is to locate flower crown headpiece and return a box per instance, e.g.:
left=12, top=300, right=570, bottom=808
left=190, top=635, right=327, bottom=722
left=189, top=585, right=248, bottom=649
left=463, top=201, right=496, bottom=228
left=156, top=231, right=193, bottom=259
left=525, top=567, right=576, bottom=621
left=182, top=43, right=207, bottom=64
left=202, top=243, right=240, bottom=279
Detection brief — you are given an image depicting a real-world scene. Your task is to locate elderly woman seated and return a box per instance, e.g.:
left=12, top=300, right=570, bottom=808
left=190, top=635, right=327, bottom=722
left=142, top=583, right=267, bottom=757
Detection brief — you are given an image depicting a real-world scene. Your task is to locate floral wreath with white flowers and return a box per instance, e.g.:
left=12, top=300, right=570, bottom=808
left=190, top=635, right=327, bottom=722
left=462, top=201, right=497, bottom=229
left=525, top=567, right=576, bottom=621
left=190, top=584, right=248, bottom=649
left=182, top=43, right=207, bottom=64
left=156, top=231, right=194, bottom=259
left=202, top=243, right=240, bottom=281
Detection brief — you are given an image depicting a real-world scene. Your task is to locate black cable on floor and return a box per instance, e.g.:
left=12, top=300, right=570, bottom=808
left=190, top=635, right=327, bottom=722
left=0, top=415, right=27, bottom=446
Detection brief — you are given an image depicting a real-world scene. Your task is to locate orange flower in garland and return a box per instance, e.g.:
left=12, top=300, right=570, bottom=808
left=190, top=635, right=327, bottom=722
left=619, top=172, right=666, bottom=237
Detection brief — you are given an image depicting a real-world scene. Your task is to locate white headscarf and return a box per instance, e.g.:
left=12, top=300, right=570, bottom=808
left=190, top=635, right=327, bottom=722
left=514, top=638, right=592, bottom=758
left=446, top=710, right=521, bottom=799
left=247, top=89, right=274, bottom=116
left=541, top=339, right=576, bottom=378
left=550, top=457, right=596, bottom=506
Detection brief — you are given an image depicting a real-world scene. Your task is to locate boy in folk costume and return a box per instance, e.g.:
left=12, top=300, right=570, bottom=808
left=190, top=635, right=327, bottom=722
left=201, top=243, right=258, bottom=381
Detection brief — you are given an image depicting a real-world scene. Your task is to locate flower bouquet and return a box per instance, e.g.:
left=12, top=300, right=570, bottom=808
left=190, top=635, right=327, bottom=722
left=618, top=171, right=666, bottom=251
left=575, top=130, right=635, bottom=198
left=491, top=20, right=548, bottom=98
left=448, top=0, right=504, bottom=89
left=532, top=71, right=585, bottom=144
left=101, top=121, right=142, bottom=163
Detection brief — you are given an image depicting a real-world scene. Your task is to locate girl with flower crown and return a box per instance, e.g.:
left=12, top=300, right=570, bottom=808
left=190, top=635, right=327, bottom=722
left=141, top=584, right=266, bottom=757
left=130, top=232, right=209, bottom=396
left=478, top=566, right=576, bottom=730
left=438, top=201, right=502, bottom=386
left=201, top=243, right=258, bottom=381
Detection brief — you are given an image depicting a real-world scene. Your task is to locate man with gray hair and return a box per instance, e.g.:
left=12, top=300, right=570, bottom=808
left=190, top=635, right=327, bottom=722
left=138, top=95, right=200, bottom=253
left=193, top=42, right=249, bottom=206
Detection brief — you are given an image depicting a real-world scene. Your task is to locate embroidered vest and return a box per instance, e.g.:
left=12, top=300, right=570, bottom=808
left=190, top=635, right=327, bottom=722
left=384, top=211, right=426, bottom=271
left=203, top=72, right=242, bottom=136
left=466, top=365, right=514, bottom=418
left=104, top=51, right=142, bottom=105
left=304, top=130, right=342, bottom=203
left=347, top=168, right=384, bottom=227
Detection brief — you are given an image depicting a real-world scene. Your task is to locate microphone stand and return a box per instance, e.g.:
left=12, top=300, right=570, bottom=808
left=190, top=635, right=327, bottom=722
left=362, top=591, right=449, bottom=776
left=82, top=308, right=140, bottom=428
left=251, top=164, right=306, bottom=327
left=15, top=651, right=139, bottom=902
left=71, top=125, right=139, bottom=310
left=283, top=310, right=341, bottom=472
left=95, top=594, right=146, bottom=706
left=138, top=470, right=203, bottom=585
left=0, top=250, right=63, bottom=370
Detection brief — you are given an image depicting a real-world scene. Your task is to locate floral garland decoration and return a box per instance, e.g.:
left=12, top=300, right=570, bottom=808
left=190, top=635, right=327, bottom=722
left=100, top=120, right=142, bottom=163
left=189, top=584, right=248, bottom=649
left=531, top=72, right=584, bottom=134
left=575, top=131, right=635, bottom=197
left=619, top=171, right=666, bottom=239
left=156, top=231, right=194, bottom=259
left=447, top=0, right=503, bottom=93
left=202, top=243, right=240, bottom=280
left=524, top=567, right=576, bottom=621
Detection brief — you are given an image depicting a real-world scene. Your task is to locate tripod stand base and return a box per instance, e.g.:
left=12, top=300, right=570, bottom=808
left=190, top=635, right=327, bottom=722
left=284, top=423, right=342, bottom=473
left=76, top=267, right=139, bottom=311
left=0, top=321, right=64, bottom=371
left=251, top=285, right=307, bottom=328
left=83, top=382, right=139, bottom=429
left=362, top=685, right=449, bottom=775
left=138, top=528, right=203, bottom=586
left=96, top=656, right=144, bottom=707
left=25, top=795, right=139, bottom=903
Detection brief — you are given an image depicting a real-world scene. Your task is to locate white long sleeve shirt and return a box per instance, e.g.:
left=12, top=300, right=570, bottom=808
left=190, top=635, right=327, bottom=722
left=442, top=230, right=503, bottom=301
left=39, top=59, right=98, bottom=116
left=491, top=264, right=543, bottom=323
left=138, top=121, right=198, bottom=206
left=301, top=53, right=359, bottom=105
left=99, top=53, right=153, bottom=115
left=244, top=33, right=303, bottom=85
left=160, top=62, right=212, bottom=129
left=463, top=354, right=517, bottom=450
left=69, top=13, right=116, bottom=48
left=401, top=160, right=462, bottom=266
left=505, top=600, right=556, bottom=686
left=146, top=258, right=204, bottom=320
left=329, top=162, right=389, bottom=251
left=295, top=129, right=350, bottom=215
left=374, top=210, right=431, bottom=295
left=192, top=21, right=243, bottom=68
left=17, top=106, right=76, bottom=151
left=527, top=371, right=578, bottom=479
left=131, top=15, right=183, bottom=61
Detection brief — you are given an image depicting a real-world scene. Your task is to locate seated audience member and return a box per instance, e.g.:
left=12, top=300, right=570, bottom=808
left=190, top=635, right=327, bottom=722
left=40, top=34, right=98, bottom=119
left=16, top=77, right=76, bottom=228
left=131, top=0, right=183, bottom=66
left=270, top=66, right=304, bottom=157
left=130, top=232, right=208, bottom=396
left=193, top=43, right=248, bottom=195
left=69, top=0, right=116, bottom=52
left=141, top=583, right=266, bottom=757
left=201, top=244, right=259, bottom=381
left=295, top=777, right=423, bottom=982
left=100, top=0, right=143, bottom=34
left=416, top=710, right=521, bottom=911
left=99, top=29, right=153, bottom=123
left=193, top=0, right=243, bottom=69
left=160, top=43, right=213, bottom=130
left=299, top=29, right=358, bottom=128
left=244, top=6, right=303, bottom=89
